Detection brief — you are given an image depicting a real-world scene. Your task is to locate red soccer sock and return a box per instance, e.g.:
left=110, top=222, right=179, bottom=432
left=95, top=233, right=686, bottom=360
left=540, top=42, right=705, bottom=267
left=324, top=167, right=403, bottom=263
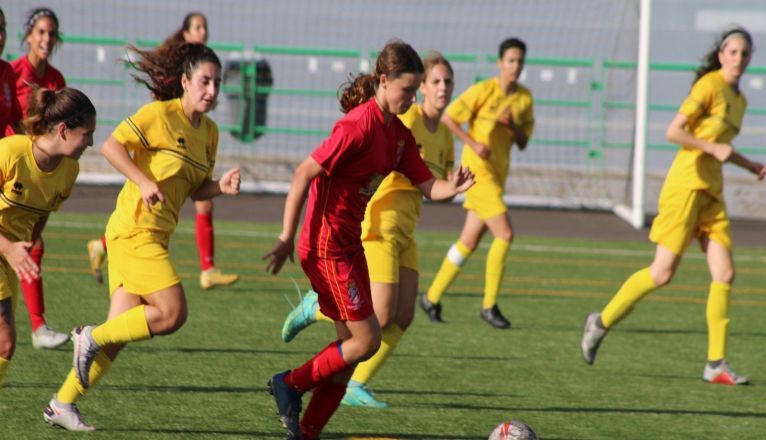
left=301, top=381, right=347, bottom=440
left=21, top=245, right=45, bottom=331
left=195, top=213, right=214, bottom=271
left=100, top=235, right=107, bottom=252
left=285, top=340, right=348, bottom=391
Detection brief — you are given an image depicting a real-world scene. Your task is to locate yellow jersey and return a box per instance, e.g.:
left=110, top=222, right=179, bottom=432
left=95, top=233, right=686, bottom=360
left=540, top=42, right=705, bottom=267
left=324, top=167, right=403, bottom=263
left=446, top=77, right=534, bottom=184
left=664, top=70, right=746, bottom=197
left=106, top=99, right=218, bottom=239
left=0, top=135, right=78, bottom=242
left=361, top=104, right=454, bottom=239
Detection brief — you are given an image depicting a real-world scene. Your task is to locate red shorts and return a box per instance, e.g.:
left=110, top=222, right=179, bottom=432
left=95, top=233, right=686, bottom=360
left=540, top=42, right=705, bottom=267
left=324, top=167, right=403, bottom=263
left=300, top=249, right=374, bottom=321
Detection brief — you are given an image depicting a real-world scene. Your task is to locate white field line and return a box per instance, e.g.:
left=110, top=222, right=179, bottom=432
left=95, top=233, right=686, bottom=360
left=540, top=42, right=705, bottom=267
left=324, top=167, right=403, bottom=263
left=48, top=219, right=766, bottom=263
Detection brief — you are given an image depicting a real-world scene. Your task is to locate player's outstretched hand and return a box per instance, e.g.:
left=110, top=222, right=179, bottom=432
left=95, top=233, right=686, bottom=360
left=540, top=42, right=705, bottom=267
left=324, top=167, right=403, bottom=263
left=263, top=237, right=294, bottom=275
left=219, top=167, right=241, bottom=195
left=2, top=241, right=39, bottom=283
left=450, top=165, right=475, bottom=194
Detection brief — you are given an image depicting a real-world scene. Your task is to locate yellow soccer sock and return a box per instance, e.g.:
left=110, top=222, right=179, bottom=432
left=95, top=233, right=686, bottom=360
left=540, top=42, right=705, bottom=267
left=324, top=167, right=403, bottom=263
left=0, top=356, right=9, bottom=387
left=706, top=281, right=731, bottom=362
left=91, top=305, right=152, bottom=346
left=351, top=324, right=403, bottom=384
left=601, top=267, right=657, bottom=328
left=57, top=351, right=113, bottom=404
left=482, top=238, right=511, bottom=309
left=315, top=309, right=332, bottom=323
left=427, top=241, right=472, bottom=304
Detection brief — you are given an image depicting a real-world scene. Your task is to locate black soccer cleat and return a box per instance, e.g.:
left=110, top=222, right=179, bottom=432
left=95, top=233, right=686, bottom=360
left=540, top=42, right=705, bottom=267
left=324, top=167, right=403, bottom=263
left=419, top=293, right=444, bottom=323
left=480, top=304, right=511, bottom=329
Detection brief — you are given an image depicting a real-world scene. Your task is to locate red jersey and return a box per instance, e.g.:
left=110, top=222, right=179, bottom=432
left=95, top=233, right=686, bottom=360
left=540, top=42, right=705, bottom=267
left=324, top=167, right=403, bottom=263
left=5, top=56, right=66, bottom=136
left=0, top=60, right=22, bottom=137
left=298, top=99, right=433, bottom=259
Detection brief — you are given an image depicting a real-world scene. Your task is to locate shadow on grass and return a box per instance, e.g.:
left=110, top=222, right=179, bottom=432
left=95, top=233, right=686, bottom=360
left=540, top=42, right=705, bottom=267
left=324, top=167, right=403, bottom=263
left=496, top=405, right=766, bottom=419
left=106, top=427, right=279, bottom=437
left=384, top=388, right=518, bottom=399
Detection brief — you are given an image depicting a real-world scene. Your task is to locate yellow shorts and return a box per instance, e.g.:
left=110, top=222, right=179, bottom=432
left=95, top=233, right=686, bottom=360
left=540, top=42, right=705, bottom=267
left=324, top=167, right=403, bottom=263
left=462, top=175, right=507, bottom=220
left=107, top=231, right=180, bottom=295
left=649, top=187, right=731, bottom=255
left=0, top=257, right=18, bottom=303
left=363, top=234, right=418, bottom=284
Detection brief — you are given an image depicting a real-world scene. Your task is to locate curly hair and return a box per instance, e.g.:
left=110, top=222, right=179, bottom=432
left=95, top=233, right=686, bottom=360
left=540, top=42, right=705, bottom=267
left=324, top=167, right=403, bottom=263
left=127, top=42, right=221, bottom=101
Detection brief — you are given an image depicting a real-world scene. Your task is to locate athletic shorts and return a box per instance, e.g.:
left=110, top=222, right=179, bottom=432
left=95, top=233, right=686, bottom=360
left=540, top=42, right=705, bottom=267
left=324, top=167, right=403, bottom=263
left=0, top=258, right=18, bottom=303
left=649, top=187, right=731, bottom=255
left=363, top=234, right=418, bottom=284
left=462, top=172, right=508, bottom=220
left=107, top=230, right=181, bottom=295
left=300, top=249, right=374, bottom=321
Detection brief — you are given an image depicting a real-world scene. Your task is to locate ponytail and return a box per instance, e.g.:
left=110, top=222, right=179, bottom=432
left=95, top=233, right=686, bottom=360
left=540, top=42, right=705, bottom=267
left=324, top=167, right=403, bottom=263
left=339, top=74, right=377, bottom=114
left=23, top=86, right=96, bottom=136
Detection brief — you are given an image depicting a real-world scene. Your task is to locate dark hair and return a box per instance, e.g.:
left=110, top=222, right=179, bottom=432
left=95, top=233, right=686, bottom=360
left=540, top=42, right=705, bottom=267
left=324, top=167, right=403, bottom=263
left=422, top=51, right=454, bottom=79
left=498, top=37, right=526, bottom=59
left=23, top=86, right=96, bottom=136
left=339, top=39, right=423, bottom=113
left=22, top=7, right=61, bottom=51
left=694, top=27, right=754, bottom=83
left=127, top=42, right=221, bottom=101
left=165, top=12, right=207, bottom=46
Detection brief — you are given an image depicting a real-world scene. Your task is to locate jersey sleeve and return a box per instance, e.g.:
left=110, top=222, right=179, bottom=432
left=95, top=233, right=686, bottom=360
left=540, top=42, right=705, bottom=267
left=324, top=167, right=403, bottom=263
left=310, top=119, right=365, bottom=175
left=521, top=94, right=535, bottom=140
left=678, top=77, right=713, bottom=126
left=112, top=104, right=155, bottom=152
left=207, top=120, right=219, bottom=180
left=396, top=131, right=433, bottom=185
left=446, top=82, right=485, bottom=125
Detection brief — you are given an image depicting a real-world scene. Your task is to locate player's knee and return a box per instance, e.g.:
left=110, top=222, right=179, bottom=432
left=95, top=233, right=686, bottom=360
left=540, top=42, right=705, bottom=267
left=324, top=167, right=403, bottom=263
left=497, top=228, right=513, bottom=242
left=652, top=268, right=674, bottom=287
left=397, top=313, right=414, bottom=331
left=157, top=305, right=188, bottom=335
left=376, top=310, right=395, bottom=328
left=0, top=326, right=16, bottom=360
left=714, top=267, right=735, bottom=285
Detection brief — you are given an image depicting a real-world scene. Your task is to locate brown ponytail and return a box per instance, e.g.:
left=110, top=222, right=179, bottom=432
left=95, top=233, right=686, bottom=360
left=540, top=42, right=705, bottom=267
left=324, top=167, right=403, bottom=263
left=338, top=39, right=423, bottom=113
left=23, top=86, right=96, bottom=136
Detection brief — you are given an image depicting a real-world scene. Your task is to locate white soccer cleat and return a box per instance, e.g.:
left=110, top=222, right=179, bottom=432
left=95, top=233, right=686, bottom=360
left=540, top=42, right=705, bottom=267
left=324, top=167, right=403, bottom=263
left=32, top=325, right=70, bottom=349
left=580, top=312, right=607, bottom=365
left=43, top=395, right=96, bottom=431
left=703, top=360, right=749, bottom=385
left=72, top=325, right=100, bottom=388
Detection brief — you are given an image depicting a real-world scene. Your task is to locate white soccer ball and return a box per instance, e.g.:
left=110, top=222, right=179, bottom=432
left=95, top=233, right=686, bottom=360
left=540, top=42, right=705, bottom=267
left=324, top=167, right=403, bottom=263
left=488, top=420, right=538, bottom=440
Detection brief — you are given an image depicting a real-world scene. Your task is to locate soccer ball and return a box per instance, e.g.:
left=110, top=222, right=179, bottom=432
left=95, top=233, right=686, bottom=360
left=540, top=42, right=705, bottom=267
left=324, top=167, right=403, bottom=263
left=488, top=420, right=538, bottom=440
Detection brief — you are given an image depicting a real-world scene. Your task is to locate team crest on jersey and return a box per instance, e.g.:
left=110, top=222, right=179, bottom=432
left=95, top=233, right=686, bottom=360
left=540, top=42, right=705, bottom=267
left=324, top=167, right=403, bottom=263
left=177, top=137, right=186, bottom=149
left=347, top=280, right=363, bottom=311
left=11, top=181, right=24, bottom=196
left=394, top=140, right=405, bottom=167
left=359, top=173, right=384, bottom=198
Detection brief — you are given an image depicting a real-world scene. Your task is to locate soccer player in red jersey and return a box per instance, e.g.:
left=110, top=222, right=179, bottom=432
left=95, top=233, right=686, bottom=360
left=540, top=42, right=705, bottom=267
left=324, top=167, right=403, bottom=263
left=7, top=7, right=69, bottom=349
left=0, top=8, right=22, bottom=136
left=263, top=40, right=474, bottom=440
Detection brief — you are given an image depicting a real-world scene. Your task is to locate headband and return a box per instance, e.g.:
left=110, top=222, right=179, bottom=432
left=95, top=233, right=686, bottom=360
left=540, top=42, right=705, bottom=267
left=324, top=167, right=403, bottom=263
left=24, top=8, right=57, bottom=34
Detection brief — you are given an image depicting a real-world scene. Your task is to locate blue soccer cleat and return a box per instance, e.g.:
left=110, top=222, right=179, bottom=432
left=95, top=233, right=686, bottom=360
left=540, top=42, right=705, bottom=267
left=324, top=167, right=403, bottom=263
left=281, top=290, right=320, bottom=342
left=268, top=371, right=303, bottom=439
left=341, top=381, right=389, bottom=409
